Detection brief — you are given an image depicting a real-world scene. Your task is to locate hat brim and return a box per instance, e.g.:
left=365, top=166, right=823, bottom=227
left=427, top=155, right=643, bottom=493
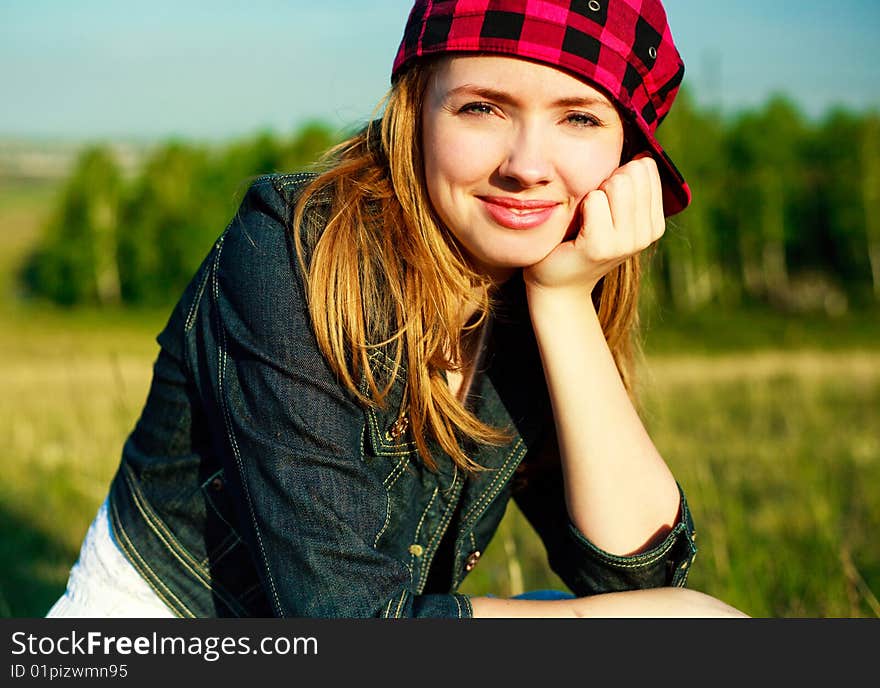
left=636, top=124, right=691, bottom=217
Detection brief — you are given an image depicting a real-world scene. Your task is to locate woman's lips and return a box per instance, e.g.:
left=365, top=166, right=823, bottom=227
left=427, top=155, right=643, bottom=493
left=478, top=196, right=559, bottom=230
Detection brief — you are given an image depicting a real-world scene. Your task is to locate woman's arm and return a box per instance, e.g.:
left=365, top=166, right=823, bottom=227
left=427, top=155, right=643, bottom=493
left=523, top=154, right=680, bottom=557
left=525, top=285, right=680, bottom=555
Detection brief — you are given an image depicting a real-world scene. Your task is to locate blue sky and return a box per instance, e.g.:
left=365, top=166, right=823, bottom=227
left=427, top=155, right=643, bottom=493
left=1, top=0, right=878, bottom=141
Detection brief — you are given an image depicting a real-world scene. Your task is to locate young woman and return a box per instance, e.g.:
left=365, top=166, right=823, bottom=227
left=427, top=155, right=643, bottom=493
left=48, top=0, right=747, bottom=619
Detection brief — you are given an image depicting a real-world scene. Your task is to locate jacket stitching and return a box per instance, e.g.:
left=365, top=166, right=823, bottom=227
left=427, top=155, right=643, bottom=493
left=412, top=488, right=438, bottom=543
left=373, top=454, right=410, bottom=548
left=359, top=416, right=396, bottom=551
left=122, top=465, right=248, bottom=616
left=571, top=488, right=694, bottom=569
left=374, top=496, right=392, bottom=550
left=410, top=488, right=438, bottom=574
left=369, top=350, right=408, bottom=382
left=184, top=236, right=220, bottom=332
left=368, top=408, right=417, bottom=455
left=115, top=520, right=192, bottom=618
left=459, top=594, right=473, bottom=617
left=275, top=172, right=319, bottom=189
left=675, top=568, right=691, bottom=587
left=123, top=464, right=211, bottom=580
left=371, top=351, right=416, bottom=449
left=569, top=523, right=683, bottom=568
left=394, top=589, right=407, bottom=618
left=461, top=438, right=523, bottom=524
left=416, top=469, right=463, bottom=591
left=273, top=173, right=333, bottom=204
left=361, top=351, right=416, bottom=456
left=213, top=240, right=285, bottom=617
left=110, top=495, right=193, bottom=618
left=452, top=439, right=526, bottom=579
left=368, top=410, right=418, bottom=452
left=218, top=338, right=275, bottom=611
left=382, top=455, right=411, bottom=489
left=453, top=594, right=463, bottom=618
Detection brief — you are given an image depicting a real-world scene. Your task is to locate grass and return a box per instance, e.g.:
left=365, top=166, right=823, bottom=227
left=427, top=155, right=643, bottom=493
left=1, top=178, right=878, bottom=618
left=641, top=305, right=880, bottom=355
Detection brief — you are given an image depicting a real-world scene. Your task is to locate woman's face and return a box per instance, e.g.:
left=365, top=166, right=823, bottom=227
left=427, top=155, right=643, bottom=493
left=422, top=55, right=625, bottom=283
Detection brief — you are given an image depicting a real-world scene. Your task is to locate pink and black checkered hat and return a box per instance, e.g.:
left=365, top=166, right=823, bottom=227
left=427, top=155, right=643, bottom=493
left=392, top=0, right=691, bottom=216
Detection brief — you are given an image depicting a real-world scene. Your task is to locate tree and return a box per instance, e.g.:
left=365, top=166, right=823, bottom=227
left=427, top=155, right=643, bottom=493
left=653, top=88, right=726, bottom=311
left=861, top=113, right=880, bottom=302
left=117, top=141, right=212, bottom=305
left=809, top=109, right=874, bottom=307
left=22, top=147, right=123, bottom=305
left=723, top=96, right=808, bottom=307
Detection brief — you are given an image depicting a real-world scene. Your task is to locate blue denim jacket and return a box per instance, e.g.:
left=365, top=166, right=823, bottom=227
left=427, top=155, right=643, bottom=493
left=108, top=173, right=698, bottom=618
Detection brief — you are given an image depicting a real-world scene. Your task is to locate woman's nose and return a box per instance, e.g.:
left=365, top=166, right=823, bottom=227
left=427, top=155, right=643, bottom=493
left=497, top=125, right=553, bottom=188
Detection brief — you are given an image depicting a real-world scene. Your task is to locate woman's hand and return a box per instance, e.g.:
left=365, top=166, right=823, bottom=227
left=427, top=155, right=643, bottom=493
left=523, top=153, right=666, bottom=294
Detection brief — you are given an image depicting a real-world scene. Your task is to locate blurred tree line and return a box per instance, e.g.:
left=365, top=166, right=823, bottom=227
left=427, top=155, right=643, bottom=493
left=21, top=122, right=337, bottom=306
left=653, top=91, right=879, bottom=315
left=20, top=96, right=880, bottom=314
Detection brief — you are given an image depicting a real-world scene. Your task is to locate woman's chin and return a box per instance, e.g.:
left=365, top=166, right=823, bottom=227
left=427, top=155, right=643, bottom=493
left=500, top=245, right=559, bottom=271
left=473, top=252, right=556, bottom=282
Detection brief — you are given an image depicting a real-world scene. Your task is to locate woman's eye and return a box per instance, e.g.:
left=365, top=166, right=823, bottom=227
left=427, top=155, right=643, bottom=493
left=459, top=102, right=495, bottom=116
left=566, top=112, right=601, bottom=128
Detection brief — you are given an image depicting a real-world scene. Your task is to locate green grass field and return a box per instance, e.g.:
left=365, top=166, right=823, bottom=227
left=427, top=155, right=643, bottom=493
left=1, top=179, right=878, bottom=618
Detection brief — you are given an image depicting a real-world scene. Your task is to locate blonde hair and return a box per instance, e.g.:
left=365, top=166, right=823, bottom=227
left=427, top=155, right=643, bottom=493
left=292, top=60, right=644, bottom=474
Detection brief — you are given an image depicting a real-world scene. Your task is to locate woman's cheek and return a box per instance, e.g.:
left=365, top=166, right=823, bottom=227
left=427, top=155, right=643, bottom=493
left=574, top=170, right=617, bottom=204
left=436, top=125, right=503, bottom=185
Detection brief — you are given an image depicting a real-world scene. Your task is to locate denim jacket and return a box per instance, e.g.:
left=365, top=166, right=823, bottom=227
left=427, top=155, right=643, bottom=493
left=108, top=173, right=698, bottom=618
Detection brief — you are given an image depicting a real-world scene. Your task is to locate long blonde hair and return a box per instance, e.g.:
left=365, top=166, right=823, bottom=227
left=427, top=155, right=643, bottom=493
left=292, top=60, right=644, bottom=474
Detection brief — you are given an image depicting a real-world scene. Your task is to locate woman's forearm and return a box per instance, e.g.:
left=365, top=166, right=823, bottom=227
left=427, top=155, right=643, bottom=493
left=526, top=284, right=681, bottom=557
left=469, top=590, right=749, bottom=618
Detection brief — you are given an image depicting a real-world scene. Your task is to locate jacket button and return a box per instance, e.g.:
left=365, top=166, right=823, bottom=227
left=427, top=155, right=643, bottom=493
left=408, top=544, right=424, bottom=557
left=210, top=477, right=224, bottom=492
left=387, top=415, right=409, bottom=441
left=464, top=551, right=481, bottom=572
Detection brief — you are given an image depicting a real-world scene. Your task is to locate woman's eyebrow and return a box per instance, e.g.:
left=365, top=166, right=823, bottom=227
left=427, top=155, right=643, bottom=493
left=552, top=96, right=616, bottom=111
left=445, top=85, right=614, bottom=111
left=445, top=85, right=517, bottom=105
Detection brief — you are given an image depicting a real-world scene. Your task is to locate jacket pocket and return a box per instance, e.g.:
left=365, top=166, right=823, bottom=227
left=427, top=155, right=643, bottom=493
left=198, top=468, right=271, bottom=616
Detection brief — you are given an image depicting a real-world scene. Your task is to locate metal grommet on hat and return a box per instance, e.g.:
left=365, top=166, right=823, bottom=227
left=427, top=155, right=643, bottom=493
left=392, top=0, right=692, bottom=217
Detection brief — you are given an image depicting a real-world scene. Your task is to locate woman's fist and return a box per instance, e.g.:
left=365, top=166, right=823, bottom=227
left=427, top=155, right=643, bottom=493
left=523, top=153, right=666, bottom=293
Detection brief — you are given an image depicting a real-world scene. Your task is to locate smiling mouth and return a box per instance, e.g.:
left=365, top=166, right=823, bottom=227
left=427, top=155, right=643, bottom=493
left=478, top=196, right=560, bottom=230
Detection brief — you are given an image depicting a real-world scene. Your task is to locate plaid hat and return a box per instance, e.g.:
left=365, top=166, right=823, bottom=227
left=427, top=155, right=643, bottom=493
left=392, top=0, right=691, bottom=216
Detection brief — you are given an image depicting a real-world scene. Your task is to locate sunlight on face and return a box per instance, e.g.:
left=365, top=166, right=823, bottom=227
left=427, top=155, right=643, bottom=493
left=421, top=55, right=624, bottom=282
